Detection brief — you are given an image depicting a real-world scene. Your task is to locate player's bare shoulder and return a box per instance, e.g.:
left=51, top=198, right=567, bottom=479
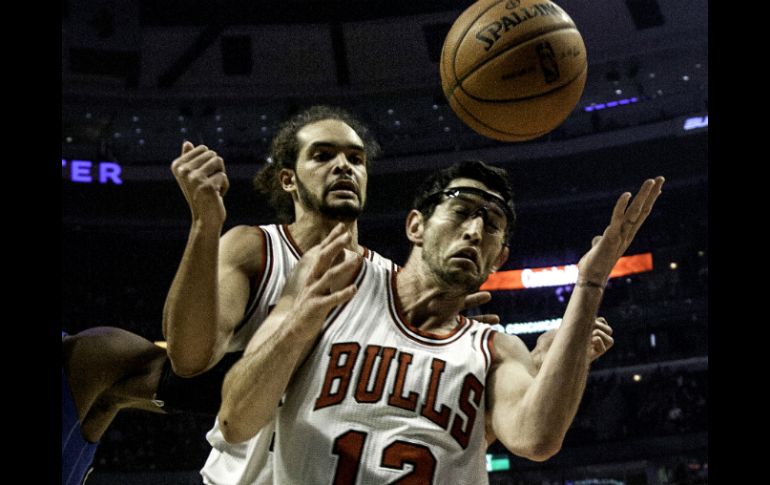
left=489, top=330, right=535, bottom=370
left=220, top=224, right=268, bottom=276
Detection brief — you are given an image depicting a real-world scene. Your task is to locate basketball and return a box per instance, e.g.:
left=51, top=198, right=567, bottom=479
left=440, top=0, right=588, bottom=142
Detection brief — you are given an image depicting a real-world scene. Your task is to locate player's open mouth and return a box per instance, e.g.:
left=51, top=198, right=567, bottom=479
left=450, top=247, right=479, bottom=267
left=328, top=180, right=359, bottom=198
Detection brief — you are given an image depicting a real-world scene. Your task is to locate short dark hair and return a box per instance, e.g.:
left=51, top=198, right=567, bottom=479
left=412, top=160, right=516, bottom=243
left=253, top=105, right=381, bottom=223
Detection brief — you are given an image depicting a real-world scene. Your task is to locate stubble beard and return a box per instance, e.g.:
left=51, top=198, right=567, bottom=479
left=296, top=175, right=363, bottom=221
left=421, top=239, right=485, bottom=294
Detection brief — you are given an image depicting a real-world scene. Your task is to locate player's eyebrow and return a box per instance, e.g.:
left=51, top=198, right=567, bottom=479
left=307, top=141, right=365, bottom=153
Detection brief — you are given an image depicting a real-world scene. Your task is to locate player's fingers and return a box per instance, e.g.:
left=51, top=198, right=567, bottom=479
left=312, top=228, right=351, bottom=278
left=625, top=176, right=665, bottom=243
left=593, top=317, right=613, bottom=335
left=624, top=178, right=656, bottom=225
left=316, top=284, right=357, bottom=309
left=610, top=192, right=632, bottom=225
left=207, top=172, right=230, bottom=197
left=198, top=156, right=225, bottom=177
left=312, top=253, right=361, bottom=294
left=592, top=332, right=614, bottom=351
left=472, top=314, right=500, bottom=324
left=463, top=291, right=492, bottom=310
left=318, top=222, right=348, bottom=248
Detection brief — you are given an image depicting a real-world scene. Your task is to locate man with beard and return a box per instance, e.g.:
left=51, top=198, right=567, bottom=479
left=216, top=161, right=664, bottom=484
left=163, top=106, right=383, bottom=378
left=162, top=105, right=396, bottom=484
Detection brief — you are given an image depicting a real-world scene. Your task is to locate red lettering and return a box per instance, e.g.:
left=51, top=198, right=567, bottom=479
left=355, top=346, right=397, bottom=403
left=388, top=352, right=419, bottom=411
left=315, top=342, right=361, bottom=410
left=419, top=358, right=451, bottom=430
left=450, top=374, right=484, bottom=449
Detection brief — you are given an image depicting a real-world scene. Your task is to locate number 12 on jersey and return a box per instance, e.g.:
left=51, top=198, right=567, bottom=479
left=332, top=430, right=437, bottom=485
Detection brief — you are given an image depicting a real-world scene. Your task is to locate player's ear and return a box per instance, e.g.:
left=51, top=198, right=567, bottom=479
left=405, top=210, right=425, bottom=246
left=279, top=169, right=296, bottom=193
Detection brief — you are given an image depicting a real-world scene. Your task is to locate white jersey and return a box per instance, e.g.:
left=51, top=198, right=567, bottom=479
left=202, top=224, right=394, bottom=485
left=270, top=259, right=495, bottom=485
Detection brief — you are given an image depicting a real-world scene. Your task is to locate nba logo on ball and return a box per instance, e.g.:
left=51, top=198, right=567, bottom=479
left=536, top=42, right=560, bottom=83
left=440, top=0, right=588, bottom=141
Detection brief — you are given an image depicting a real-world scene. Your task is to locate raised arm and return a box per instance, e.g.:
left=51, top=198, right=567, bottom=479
left=486, top=177, right=664, bottom=461
left=218, top=223, right=360, bottom=444
left=162, top=142, right=262, bottom=376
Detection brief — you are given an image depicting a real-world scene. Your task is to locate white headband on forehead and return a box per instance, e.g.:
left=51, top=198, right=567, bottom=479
left=426, top=186, right=513, bottom=222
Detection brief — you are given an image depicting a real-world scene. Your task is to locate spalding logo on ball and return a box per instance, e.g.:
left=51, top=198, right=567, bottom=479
left=440, top=0, right=588, bottom=141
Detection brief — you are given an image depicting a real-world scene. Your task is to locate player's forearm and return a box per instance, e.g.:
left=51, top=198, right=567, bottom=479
left=162, top=220, right=224, bottom=376
left=504, top=283, right=603, bottom=458
left=218, top=308, right=313, bottom=443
